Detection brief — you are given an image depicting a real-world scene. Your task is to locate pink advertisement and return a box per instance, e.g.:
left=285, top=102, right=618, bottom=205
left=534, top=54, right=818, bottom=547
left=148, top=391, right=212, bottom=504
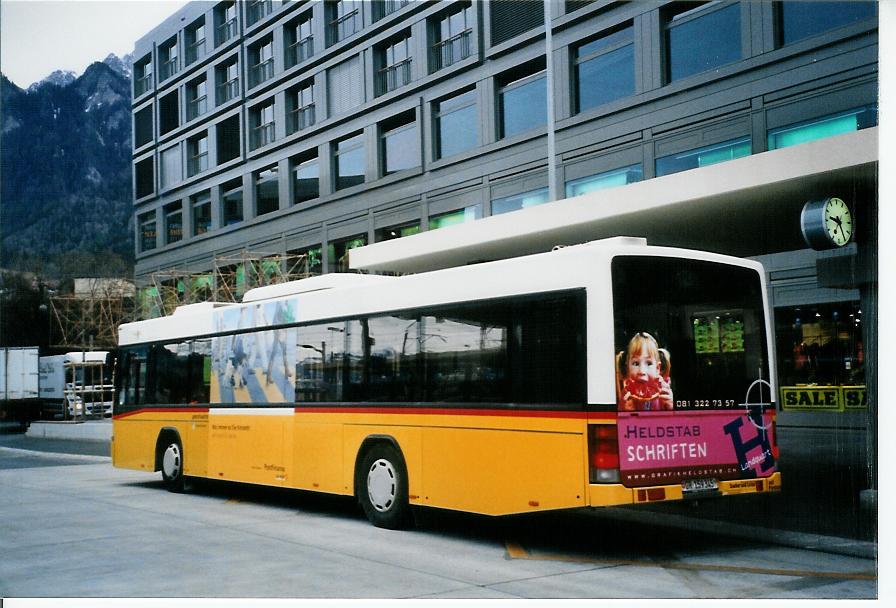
left=617, top=410, right=777, bottom=487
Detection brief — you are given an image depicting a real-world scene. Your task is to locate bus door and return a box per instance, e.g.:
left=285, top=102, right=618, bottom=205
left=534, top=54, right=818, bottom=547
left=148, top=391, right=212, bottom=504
left=606, top=256, right=777, bottom=493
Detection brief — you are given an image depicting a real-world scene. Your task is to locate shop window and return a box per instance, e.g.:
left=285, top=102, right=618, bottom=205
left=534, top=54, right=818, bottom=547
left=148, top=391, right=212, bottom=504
left=664, top=2, right=741, bottom=83
left=492, top=187, right=549, bottom=216
left=139, top=212, right=157, bottom=252
left=575, top=24, right=634, bottom=113
left=655, top=136, right=750, bottom=177
left=292, top=245, right=323, bottom=275
left=430, top=205, right=481, bottom=230
left=376, top=223, right=420, bottom=242
left=566, top=164, right=643, bottom=197
left=775, top=304, right=866, bottom=408
left=777, top=1, right=875, bottom=47
left=767, top=105, right=877, bottom=151
left=328, top=234, right=367, bottom=273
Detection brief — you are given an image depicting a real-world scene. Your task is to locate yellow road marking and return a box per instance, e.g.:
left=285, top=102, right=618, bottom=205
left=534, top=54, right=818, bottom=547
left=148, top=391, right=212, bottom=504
left=504, top=541, right=876, bottom=581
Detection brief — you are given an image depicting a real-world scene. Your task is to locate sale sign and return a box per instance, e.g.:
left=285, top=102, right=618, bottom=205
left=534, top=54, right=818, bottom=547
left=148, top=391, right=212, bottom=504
left=617, top=410, right=777, bottom=487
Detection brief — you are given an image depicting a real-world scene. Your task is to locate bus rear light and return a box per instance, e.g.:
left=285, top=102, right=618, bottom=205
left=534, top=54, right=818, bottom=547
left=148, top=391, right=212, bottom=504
left=589, top=424, right=620, bottom=483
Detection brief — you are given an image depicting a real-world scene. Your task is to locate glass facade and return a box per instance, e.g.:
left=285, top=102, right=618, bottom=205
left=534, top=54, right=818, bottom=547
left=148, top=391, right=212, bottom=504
left=383, top=121, right=419, bottom=174
left=767, top=106, right=877, bottom=150
left=779, top=1, right=875, bottom=46
left=292, top=155, right=320, bottom=204
left=335, top=133, right=365, bottom=190
left=192, top=191, right=212, bottom=236
left=221, top=178, right=243, bottom=226
left=255, top=166, right=279, bottom=216
left=165, top=204, right=183, bottom=244
left=429, top=205, right=481, bottom=230
left=139, top=213, right=157, bottom=251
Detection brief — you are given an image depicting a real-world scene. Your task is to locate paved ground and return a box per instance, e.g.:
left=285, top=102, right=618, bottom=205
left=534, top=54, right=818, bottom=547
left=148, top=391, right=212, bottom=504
left=0, top=451, right=878, bottom=599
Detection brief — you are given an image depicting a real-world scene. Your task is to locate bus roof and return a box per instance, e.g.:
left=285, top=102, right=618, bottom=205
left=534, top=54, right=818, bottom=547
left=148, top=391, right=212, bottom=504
left=119, top=238, right=761, bottom=346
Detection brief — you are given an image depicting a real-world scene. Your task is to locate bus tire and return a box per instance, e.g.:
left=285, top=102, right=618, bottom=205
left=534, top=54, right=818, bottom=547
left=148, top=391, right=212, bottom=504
left=357, top=443, right=410, bottom=529
left=159, top=436, right=185, bottom=493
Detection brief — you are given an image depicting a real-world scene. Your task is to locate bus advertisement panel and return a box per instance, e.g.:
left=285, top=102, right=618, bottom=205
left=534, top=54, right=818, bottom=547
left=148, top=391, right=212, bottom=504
left=611, top=256, right=777, bottom=489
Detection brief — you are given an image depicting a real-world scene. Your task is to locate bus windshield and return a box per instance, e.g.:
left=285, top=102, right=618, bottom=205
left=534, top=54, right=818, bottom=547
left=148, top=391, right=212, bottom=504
left=612, top=256, right=770, bottom=412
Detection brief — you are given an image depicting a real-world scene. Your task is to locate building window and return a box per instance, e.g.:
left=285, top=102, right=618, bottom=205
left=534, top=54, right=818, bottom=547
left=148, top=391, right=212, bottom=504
left=136, top=158, right=154, bottom=199
left=381, top=112, right=419, bottom=175
left=250, top=100, right=276, bottom=150
left=187, top=132, right=209, bottom=176
left=655, top=136, right=750, bottom=177
left=565, top=164, right=643, bottom=197
left=292, top=152, right=320, bottom=204
left=159, top=36, right=179, bottom=81
left=159, top=90, right=179, bottom=136
left=134, top=54, right=153, bottom=97
left=376, top=223, right=419, bottom=242
left=327, top=0, right=361, bottom=46
left=216, top=58, right=240, bottom=105
left=430, top=205, right=481, bottom=229
left=374, top=0, right=410, bottom=21
left=286, top=12, right=315, bottom=67
left=255, top=166, right=279, bottom=216
left=139, top=212, right=157, bottom=251
left=288, top=82, right=315, bottom=134
left=164, top=203, right=183, bottom=245
left=664, top=2, right=741, bottom=83
left=215, top=1, right=238, bottom=46
left=247, top=0, right=274, bottom=26
left=134, top=106, right=153, bottom=148
left=492, top=187, right=549, bottom=216
left=185, top=18, right=206, bottom=65
left=160, top=145, right=182, bottom=189
left=376, top=33, right=413, bottom=96
left=334, top=132, right=365, bottom=190
left=329, top=234, right=367, bottom=273
left=575, top=25, right=634, bottom=113
left=187, top=77, right=208, bottom=121
left=191, top=191, right=212, bottom=236
left=250, top=36, right=275, bottom=87
left=435, top=89, right=477, bottom=159
left=221, top=178, right=243, bottom=226
left=498, top=65, right=547, bottom=139
left=767, top=105, right=877, bottom=150
left=293, top=244, right=323, bottom=275
left=777, top=1, right=875, bottom=46
left=431, top=3, right=473, bottom=72
left=217, top=115, right=241, bottom=163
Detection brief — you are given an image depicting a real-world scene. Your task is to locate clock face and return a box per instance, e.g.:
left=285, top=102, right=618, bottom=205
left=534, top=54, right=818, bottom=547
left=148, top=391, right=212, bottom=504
left=823, top=197, right=853, bottom=246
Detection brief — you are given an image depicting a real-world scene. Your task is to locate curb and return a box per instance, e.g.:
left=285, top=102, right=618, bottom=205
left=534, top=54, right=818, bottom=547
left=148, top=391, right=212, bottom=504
left=600, top=506, right=877, bottom=560
left=0, top=446, right=111, bottom=463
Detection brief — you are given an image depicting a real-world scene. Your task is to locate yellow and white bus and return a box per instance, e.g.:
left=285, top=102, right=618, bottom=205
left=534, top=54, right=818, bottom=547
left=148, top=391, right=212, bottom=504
left=112, top=237, right=780, bottom=528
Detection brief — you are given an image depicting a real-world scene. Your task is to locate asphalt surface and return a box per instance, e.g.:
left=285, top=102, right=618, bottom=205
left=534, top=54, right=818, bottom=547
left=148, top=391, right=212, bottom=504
left=0, top=424, right=877, bottom=556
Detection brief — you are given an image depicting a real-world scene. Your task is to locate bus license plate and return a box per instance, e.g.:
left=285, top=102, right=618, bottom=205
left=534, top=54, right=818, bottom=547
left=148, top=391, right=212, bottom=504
left=682, top=478, right=719, bottom=494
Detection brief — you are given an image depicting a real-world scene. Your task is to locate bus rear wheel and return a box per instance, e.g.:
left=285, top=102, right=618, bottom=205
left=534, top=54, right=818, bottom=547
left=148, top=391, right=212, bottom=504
left=358, top=443, right=410, bottom=529
left=160, top=438, right=185, bottom=493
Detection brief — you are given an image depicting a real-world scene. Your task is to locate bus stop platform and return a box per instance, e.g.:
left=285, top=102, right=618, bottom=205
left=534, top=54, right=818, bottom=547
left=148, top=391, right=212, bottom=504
left=25, top=420, right=112, bottom=441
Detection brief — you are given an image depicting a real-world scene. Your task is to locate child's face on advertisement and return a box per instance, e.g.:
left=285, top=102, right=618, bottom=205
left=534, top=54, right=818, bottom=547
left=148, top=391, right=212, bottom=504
left=628, top=347, right=658, bottom=382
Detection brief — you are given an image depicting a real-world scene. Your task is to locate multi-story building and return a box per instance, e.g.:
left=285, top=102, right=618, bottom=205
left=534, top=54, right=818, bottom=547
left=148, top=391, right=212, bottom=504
left=132, top=1, right=878, bottom=489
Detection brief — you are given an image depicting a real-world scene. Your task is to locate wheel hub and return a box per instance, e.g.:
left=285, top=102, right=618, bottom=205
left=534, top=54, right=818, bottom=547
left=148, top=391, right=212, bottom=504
left=367, top=458, right=396, bottom=512
left=163, top=443, right=181, bottom=479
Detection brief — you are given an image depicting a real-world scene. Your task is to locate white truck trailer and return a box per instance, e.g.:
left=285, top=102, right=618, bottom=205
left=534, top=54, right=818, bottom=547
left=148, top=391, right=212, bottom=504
left=0, top=347, right=40, bottom=428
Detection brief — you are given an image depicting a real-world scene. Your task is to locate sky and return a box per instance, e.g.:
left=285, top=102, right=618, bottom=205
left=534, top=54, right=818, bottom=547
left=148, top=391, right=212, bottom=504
left=1, top=0, right=189, bottom=89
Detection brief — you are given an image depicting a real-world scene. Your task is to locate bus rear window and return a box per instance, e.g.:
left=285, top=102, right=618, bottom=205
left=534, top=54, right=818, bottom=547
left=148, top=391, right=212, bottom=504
left=611, top=256, right=770, bottom=412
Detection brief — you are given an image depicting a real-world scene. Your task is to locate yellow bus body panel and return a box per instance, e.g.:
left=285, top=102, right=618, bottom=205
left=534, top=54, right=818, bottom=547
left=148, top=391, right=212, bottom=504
left=293, top=422, right=346, bottom=494
left=207, top=413, right=288, bottom=486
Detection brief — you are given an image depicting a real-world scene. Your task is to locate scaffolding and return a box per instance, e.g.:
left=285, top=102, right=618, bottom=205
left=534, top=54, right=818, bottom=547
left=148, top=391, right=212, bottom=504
left=49, top=279, right=136, bottom=349
left=140, top=250, right=316, bottom=319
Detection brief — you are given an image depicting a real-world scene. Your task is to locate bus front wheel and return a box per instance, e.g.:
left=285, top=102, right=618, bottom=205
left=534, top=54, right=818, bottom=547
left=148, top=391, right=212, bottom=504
left=358, top=443, right=410, bottom=529
left=160, top=437, right=185, bottom=493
